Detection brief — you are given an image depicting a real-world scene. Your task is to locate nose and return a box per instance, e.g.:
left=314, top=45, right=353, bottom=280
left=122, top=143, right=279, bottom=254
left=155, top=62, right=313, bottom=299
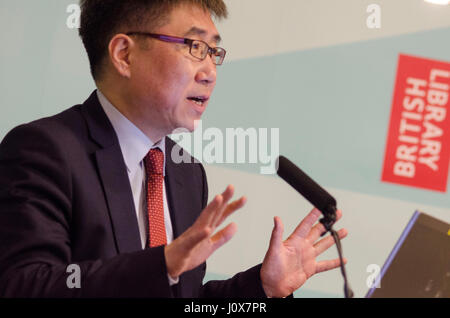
left=195, top=55, right=217, bottom=86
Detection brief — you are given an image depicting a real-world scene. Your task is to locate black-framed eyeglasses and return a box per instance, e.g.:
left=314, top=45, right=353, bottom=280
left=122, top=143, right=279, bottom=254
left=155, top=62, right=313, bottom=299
left=126, top=32, right=227, bottom=65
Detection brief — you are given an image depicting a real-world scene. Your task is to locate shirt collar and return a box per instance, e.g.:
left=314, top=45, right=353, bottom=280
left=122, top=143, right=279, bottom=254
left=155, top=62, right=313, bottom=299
left=97, top=90, right=166, bottom=176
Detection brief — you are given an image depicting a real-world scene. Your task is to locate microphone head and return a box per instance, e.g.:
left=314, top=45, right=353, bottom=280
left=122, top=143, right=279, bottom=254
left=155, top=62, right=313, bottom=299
left=276, top=155, right=336, bottom=216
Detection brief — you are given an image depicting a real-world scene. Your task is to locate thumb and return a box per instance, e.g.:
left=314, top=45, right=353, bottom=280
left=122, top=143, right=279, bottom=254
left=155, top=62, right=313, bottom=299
left=268, top=216, right=284, bottom=250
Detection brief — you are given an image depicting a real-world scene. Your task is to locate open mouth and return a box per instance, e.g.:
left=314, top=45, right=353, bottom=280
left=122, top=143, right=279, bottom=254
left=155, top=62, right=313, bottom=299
left=187, top=96, right=208, bottom=106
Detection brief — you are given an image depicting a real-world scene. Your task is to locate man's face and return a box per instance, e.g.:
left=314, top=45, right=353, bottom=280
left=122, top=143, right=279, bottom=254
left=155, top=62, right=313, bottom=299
left=127, top=3, right=221, bottom=137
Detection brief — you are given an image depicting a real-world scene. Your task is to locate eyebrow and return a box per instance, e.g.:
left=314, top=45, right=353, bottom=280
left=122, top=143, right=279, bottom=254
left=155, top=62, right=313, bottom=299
left=183, top=26, right=222, bottom=45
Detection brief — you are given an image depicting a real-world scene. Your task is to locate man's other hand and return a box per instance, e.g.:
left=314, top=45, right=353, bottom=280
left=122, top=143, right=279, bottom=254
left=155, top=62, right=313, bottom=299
left=260, top=208, right=348, bottom=298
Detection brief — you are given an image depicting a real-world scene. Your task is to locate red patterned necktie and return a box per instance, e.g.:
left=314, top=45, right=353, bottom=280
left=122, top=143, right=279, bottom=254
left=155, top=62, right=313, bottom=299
left=144, top=148, right=167, bottom=247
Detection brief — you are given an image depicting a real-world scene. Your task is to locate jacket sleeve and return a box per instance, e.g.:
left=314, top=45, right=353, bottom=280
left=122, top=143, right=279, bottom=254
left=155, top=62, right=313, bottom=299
left=0, top=124, right=173, bottom=298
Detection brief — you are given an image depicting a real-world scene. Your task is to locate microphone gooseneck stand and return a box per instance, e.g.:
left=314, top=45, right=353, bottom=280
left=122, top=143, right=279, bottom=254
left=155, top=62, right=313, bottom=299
left=319, top=206, right=354, bottom=298
left=276, top=155, right=354, bottom=298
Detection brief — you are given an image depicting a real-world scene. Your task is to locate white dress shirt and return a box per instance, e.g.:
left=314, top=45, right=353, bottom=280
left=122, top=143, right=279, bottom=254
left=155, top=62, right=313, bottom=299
left=97, top=90, right=178, bottom=285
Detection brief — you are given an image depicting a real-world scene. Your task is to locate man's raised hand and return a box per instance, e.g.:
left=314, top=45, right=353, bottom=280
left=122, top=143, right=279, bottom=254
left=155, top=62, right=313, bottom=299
left=164, top=185, right=246, bottom=279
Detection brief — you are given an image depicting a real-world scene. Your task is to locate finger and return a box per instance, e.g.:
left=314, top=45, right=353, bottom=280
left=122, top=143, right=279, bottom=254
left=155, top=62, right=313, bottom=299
left=197, top=185, right=233, bottom=227
left=290, top=208, right=321, bottom=239
left=221, top=184, right=234, bottom=202
left=314, top=228, right=348, bottom=256
left=214, top=196, right=247, bottom=227
left=178, top=225, right=212, bottom=251
left=210, top=222, right=238, bottom=250
left=316, top=257, right=348, bottom=274
left=195, top=194, right=223, bottom=227
left=307, top=209, right=343, bottom=243
left=268, top=216, right=284, bottom=250
left=211, top=185, right=235, bottom=226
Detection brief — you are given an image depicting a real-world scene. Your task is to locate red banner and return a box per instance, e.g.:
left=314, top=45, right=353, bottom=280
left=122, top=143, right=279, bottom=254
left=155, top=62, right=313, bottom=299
left=382, top=54, right=450, bottom=192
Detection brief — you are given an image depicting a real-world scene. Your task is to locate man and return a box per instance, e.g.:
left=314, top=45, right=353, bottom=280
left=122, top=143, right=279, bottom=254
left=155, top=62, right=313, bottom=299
left=0, top=0, right=347, bottom=297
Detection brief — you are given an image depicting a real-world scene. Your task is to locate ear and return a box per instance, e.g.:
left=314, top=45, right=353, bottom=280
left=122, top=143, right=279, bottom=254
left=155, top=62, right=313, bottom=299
left=108, top=34, right=135, bottom=79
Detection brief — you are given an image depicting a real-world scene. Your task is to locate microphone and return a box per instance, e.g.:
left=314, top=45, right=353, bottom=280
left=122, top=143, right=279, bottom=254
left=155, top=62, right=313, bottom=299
left=276, top=155, right=337, bottom=220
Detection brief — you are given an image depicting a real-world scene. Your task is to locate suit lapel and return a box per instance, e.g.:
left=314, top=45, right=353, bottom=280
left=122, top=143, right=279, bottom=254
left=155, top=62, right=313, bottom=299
left=81, top=91, right=142, bottom=254
left=95, top=148, right=142, bottom=253
left=164, top=138, right=191, bottom=238
left=165, top=138, right=201, bottom=298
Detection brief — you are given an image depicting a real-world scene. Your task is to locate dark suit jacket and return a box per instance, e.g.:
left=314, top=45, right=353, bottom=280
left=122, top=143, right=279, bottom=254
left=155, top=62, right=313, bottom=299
left=0, top=91, right=266, bottom=298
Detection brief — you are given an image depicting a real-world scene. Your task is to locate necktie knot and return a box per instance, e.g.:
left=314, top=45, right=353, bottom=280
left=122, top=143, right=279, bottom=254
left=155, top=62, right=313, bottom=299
left=144, top=148, right=164, bottom=175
